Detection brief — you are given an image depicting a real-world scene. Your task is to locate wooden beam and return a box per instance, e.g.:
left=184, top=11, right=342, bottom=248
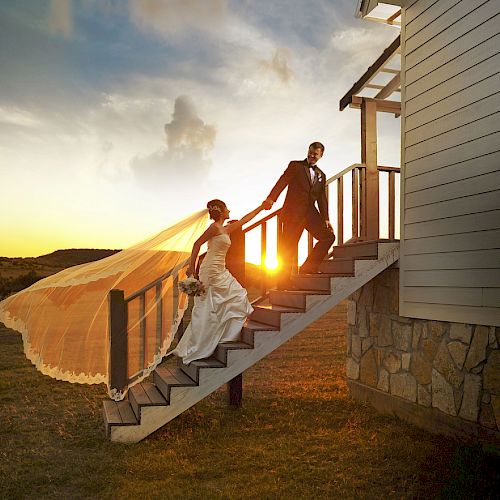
left=361, top=98, right=379, bottom=241
left=375, top=73, right=401, bottom=99
left=339, top=35, right=400, bottom=111
left=349, top=96, right=401, bottom=115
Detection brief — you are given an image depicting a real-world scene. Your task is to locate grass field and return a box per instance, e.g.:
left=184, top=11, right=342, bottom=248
left=1, top=302, right=499, bottom=499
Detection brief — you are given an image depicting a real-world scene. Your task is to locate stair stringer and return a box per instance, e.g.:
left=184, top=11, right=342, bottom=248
left=109, top=242, right=399, bottom=443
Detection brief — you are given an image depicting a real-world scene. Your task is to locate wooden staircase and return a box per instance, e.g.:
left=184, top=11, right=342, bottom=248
left=103, top=240, right=399, bottom=443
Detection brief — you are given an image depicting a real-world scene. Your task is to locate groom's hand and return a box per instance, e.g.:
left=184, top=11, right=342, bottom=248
left=263, top=198, right=274, bottom=210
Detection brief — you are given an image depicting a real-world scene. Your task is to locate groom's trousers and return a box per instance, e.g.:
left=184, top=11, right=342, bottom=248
left=277, top=207, right=335, bottom=289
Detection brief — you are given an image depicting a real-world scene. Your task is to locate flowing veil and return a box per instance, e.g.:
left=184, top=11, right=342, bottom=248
left=0, top=209, right=209, bottom=400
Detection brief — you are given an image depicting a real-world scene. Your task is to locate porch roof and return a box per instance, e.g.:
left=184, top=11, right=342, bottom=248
left=339, top=35, right=401, bottom=113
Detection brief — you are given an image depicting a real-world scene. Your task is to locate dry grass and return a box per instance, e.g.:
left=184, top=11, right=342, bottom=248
left=1, top=302, right=499, bottom=499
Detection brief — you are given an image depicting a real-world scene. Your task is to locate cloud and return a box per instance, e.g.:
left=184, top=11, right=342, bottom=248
left=0, top=106, right=41, bottom=128
left=48, top=0, right=73, bottom=37
left=130, top=96, right=216, bottom=190
left=258, top=49, right=293, bottom=85
left=129, top=0, right=229, bottom=39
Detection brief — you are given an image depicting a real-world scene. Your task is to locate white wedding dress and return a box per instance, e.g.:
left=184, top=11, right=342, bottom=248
left=171, top=232, right=254, bottom=364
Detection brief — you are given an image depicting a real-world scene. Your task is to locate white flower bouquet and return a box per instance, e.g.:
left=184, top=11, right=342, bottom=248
left=178, top=276, right=206, bottom=296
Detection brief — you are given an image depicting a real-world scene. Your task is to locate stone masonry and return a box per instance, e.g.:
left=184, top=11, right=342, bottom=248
left=346, top=266, right=500, bottom=436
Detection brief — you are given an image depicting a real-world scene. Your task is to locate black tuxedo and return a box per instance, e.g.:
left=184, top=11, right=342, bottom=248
left=267, top=159, right=335, bottom=287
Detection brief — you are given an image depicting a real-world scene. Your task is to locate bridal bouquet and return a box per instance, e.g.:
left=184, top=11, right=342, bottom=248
left=178, top=276, right=206, bottom=296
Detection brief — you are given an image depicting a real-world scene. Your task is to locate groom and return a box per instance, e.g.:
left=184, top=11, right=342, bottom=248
left=263, top=142, right=335, bottom=290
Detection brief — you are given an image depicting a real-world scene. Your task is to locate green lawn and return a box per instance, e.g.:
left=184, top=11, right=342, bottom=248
left=1, top=302, right=498, bottom=499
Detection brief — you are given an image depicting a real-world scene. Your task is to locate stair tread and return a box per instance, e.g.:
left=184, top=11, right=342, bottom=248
left=254, top=304, right=303, bottom=313
left=155, top=365, right=197, bottom=386
left=140, top=382, right=167, bottom=405
left=189, top=357, right=225, bottom=368
left=129, top=383, right=150, bottom=405
left=104, top=400, right=138, bottom=425
left=218, top=341, right=253, bottom=350
left=269, top=289, right=329, bottom=295
left=244, top=319, right=279, bottom=331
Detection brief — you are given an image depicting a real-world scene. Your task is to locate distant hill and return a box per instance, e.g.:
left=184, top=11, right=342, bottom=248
left=0, top=248, right=121, bottom=299
left=33, top=248, right=121, bottom=267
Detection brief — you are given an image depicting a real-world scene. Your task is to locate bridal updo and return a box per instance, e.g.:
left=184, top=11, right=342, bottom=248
left=207, top=199, right=227, bottom=221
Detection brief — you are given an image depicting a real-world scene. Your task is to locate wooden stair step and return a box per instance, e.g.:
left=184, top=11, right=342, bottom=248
left=180, top=356, right=226, bottom=382
left=129, top=382, right=167, bottom=419
left=153, top=366, right=197, bottom=403
left=214, top=341, right=253, bottom=364
left=241, top=321, right=279, bottom=345
left=331, top=241, right=381, bottom=259
left=291, top=274, right=331, bottom=291
left=318, top=258, right=355, bottom=274
left=250, top=306, right=281, bottom=328
left=103, top=400, right=138, bottom=435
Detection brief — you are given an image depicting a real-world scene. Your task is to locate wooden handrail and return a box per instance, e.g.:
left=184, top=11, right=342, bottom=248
left=378, top=165, right=400, bottom=173
left=326, top=163, right=364, bottom=186
left=124, top=260, right=188, bottom=302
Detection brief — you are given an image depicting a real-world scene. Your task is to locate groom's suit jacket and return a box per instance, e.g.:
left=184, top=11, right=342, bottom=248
left=267, top=159, right=329, bottom=222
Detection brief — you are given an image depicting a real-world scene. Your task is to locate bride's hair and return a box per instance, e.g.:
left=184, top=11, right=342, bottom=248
left=207, top=199, right=227, bottom=221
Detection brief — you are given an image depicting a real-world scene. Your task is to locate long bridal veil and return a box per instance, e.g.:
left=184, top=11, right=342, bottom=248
left=0, top=209, right=209, bottom=400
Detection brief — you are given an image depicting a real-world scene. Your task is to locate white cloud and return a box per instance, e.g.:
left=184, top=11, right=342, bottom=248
left=130, top=96, right=216, bottom=190
left=129, top=0, right=229, bottom=39
left=0, top=106, right=42, bottom=128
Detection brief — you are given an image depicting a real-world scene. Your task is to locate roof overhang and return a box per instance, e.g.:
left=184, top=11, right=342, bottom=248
left=356, top=0, right=402, bottom=25
left=339, top=35, right=401, bottom=113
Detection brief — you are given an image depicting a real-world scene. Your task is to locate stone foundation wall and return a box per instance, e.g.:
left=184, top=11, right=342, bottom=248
left=346, top=265, right=500, bottom=441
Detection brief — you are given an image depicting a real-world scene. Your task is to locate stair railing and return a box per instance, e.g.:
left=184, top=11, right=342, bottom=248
left=238, top=163, right=400, bottom=304
left=108, top=261, right=188, bottom=399
left=107, top=162, right=400, bottom=398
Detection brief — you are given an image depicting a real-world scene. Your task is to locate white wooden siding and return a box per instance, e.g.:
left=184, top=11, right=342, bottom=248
left=399, top=0, right=500, bottom=327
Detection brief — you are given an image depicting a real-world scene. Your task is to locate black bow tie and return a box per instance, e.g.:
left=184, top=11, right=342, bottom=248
left=308, top=164, right=315, bottom=170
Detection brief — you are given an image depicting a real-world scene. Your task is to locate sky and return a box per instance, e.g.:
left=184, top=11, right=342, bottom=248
left=0, top=0, right=401, bottom=258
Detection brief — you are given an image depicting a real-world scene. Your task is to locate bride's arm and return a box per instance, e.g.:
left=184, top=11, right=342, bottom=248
left=225, top=203, right=265, bottom=234
left=186, top=224, right=218, bottom=276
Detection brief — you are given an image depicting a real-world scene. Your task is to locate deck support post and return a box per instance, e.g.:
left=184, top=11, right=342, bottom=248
left=108, top=289, right=128, bottom=398
left=228, top=373, right=243, bottom=406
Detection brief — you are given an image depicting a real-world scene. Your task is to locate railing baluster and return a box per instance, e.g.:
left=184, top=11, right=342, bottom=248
left=389, top=170, right=395, bottom=240
left=360, top=167, right=367, bottom=240
left=337, top=176, right=344, bottom=245
left=308, top=232, right=313, bottom=256
left=155, top=283, right=162, bottom=350
left=260, top=222, right=267, bottom=296
left=352, top=168, right=359, bottom=241
left=173, top=275, right=179, bottom=326
left=139, top=292, right=146, bottom=370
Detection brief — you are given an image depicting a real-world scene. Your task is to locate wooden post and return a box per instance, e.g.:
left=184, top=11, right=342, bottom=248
left=260, top=222, right=267, bottom=296
left=108, top=289, right=128, bottom=397
left=155, top=283, right=162, bottom=350
left=352, top=168, right=359, bottom=240
left=337, top=176, right=344, bottom=245
left=389, top=170, right=395, bottom=240
left=228, top=373, right=242, bottom=406
left=361, top=98, right=379, bottom=241
left=225, top=226, right=246, bottom=406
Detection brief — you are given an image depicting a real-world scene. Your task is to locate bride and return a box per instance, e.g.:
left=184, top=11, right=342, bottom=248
left=171, top=199, right=265, bottom=364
